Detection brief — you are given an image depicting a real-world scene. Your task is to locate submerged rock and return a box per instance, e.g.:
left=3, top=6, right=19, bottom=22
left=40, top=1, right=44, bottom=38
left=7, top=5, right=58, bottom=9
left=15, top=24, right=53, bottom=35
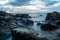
left=41, top=23, right=58, bottom=31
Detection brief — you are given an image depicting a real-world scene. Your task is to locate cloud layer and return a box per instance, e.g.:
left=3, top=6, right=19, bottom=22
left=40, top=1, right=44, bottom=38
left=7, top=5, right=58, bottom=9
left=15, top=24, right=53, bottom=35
left=0, top=0, right=60, bottom=13
left=8, top=0, right=31, bottom=6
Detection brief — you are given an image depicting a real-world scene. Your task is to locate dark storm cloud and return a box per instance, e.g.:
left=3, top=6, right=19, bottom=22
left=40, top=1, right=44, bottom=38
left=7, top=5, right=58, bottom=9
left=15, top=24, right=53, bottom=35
left=9, top=0, right=31, bottom=6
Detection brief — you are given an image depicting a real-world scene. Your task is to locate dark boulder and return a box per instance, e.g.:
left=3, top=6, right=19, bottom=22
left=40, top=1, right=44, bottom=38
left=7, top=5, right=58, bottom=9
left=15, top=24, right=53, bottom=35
left=57, top=33, right=60, bottom=37
left=56, top=20, right=60, bottom=26
left=46, top=11, right=60, bottom=21
left=40, top=15, right=43, bottom=16
left=40, top=37, right=48, bottom=40
left=41, top=23, right=58, bottom=31
left=0, top=11, right=6, bottom=16
left=54, top=37, right=60, bottom=40
left=24, top=19, right=33, bottom=25
left=21, top=19, right=34, bottom=25
left=15, top=14, right=31, bottom=18
left=37, top=23, right=41, bottom=26
left=0, top=31, right=3, bottom=36
left=11, top=27, right=48, bottom=40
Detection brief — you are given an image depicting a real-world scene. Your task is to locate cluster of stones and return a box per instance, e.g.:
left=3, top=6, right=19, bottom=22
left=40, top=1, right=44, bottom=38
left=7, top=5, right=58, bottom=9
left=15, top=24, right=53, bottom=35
left=0, top=11, right=60, bottom=40
left=0, top=11, right=33, bottom=28
left=38, top=11, right=60, bottom=31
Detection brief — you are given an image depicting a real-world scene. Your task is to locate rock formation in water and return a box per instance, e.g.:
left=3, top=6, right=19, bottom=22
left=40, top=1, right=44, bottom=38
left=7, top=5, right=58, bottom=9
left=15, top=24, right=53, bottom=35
left=21, top=19, right=34, bottom=25
left=15, top=14, right=31, bottom=18
left=46, top=11, right=60, bottom=21
left=37, top=22, right=41, bottom=26
left=0, top=11, right=32, bottom=27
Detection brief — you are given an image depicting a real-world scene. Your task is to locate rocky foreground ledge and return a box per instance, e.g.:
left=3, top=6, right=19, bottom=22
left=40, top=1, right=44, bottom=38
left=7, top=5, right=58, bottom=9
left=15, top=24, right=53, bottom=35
left=11, top=27, right=48, bottom=40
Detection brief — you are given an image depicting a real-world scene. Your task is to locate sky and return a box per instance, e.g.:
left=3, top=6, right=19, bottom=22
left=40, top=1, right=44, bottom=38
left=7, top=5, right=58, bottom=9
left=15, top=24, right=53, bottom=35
left=0, top=0, right=60, bottom=13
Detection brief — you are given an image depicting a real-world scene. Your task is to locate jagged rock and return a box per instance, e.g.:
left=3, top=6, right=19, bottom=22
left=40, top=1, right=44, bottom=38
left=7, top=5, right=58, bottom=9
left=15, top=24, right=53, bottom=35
left=46, top=11, right=60, bottom=21
left=11, top=27, right=47, bottom=40
left=41, top=23, right=58, bottom=31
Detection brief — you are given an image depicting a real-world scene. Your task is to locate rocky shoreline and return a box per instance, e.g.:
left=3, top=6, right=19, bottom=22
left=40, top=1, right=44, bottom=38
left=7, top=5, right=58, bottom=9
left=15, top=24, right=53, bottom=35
left=0, top=11, right=60, bottom=40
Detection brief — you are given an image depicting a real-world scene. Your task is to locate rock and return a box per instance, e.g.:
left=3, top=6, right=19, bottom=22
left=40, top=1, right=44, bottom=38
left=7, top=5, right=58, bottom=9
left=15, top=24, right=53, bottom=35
left=0, top=30, right=11, bottom=40
left=40, top=37, right=48, bottom=40
left=57, top=34, right=60, bottom=37
left=40, top=15, right=43, bottom=16
left=0, top=11, right=7, bottom=16
left=37, top=23, right=41, bottom=26
left=15, top=14, right=31, bottom=18
left=0, top=31, right=3, bottom=36
left=54, top=37, right=60, bottom=40
left=56, top=20, right=60, bottom=26
left=41, top=23, right=58, bottom=31
left=46, top=11, right=60, bottom=21
left=11, top=27, right=47, bottom=40
left=21, top=19, right=34, bottom=25
left=25, top=20, right=33, bottom=25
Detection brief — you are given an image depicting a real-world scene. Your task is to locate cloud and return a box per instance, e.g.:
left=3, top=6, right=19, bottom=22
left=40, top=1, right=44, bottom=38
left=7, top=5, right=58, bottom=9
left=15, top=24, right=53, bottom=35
left=4, top=5, right=49, bottom=13
left=9, top=0, right=31, bottom=6
left=0, top=0, right=60, bottom=13
left=49, top=2, right=60, bottom=7
left=0, top=0, right=10, bottom=4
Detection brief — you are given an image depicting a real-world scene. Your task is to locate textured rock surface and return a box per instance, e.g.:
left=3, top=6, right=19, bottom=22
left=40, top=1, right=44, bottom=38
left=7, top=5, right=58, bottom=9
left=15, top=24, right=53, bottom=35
left=41, top=23, right=58, bottom=31
left=46, top=11, right=60, bottom=21
left=11, top=27, right=48, bottom=40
